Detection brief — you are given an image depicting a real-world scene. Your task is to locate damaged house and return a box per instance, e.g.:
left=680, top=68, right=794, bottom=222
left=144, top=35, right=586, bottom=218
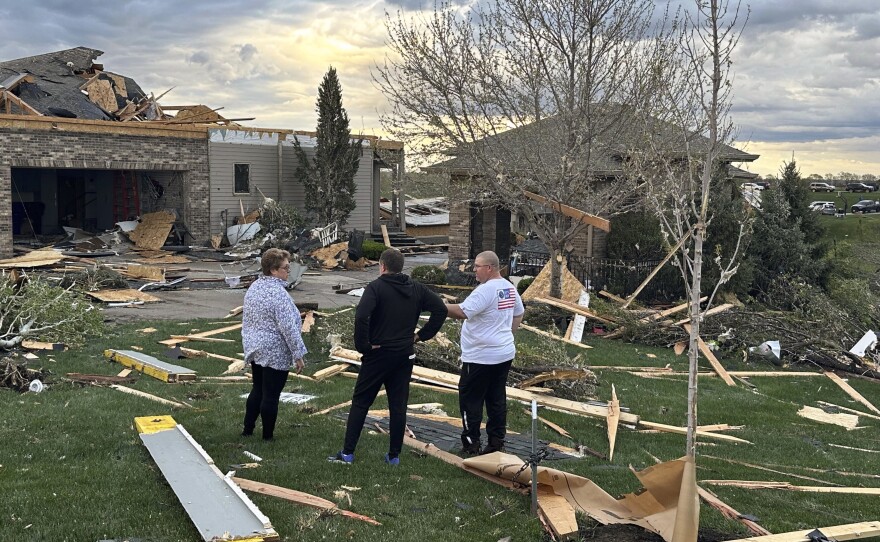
left=0, top=47, right=403, bottom=257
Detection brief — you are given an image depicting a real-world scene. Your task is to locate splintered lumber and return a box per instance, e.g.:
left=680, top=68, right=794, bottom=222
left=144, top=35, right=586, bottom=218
left=531, top=413, right=571, bottom=439
left=607, top=384, right=620, bottom=461
left=87, top=289, right=162, bottom=303
left=817, top=400, right=880, bottom=421
left=682, top=324, right=736, bottom=387
left=519, top=324, right=593, bottom=349
left=537, top=484, right=579, bottom=540
left=697, top=487, right=771, bottom=536
left=700, top=481, right=880, bottom=495
left=104, top=349, right=197, bottom=382
left=723, top=521, right=880, bottom=542
left=621, top=230, right=691, bottom=309
left=301, top=311, right=315, bottom=333
left=232, top=477, right=380, bottom=525
left=641, top=297, right=709, bottom=323
left=798, top=405, right=860, bottom=429
left=329, top=346, right=640, bottom=424
left=66, top=373, right=135, bottom=385
left=178, top=347, right=244, bottom=364
left=522, top=191, right=610, bottom=232
left=518, top=368, right=595, bottom=388
left=824, top=372, right=880, bottom=416
left=135, top=416, right=278, bottom=541
left=598, top=290, right=626, bottom=304
left=312, top=363, right=349, bottom=381
left=638, top=420, right=751, bottom=444
left=160, top=323, right=243, bottom=346
left=225, top=305, right=244, bottom=318
left=701, top=455, right=843, bottom=486
left=169, top=335, right=235, bottom=343
left=311, top=390, right=387, bottom=416
left=536, top=296, right=616, bottom=326
left=110, top=385, right=190, bottom=408
left=672, top=303, right=734, bottom=326
left=380, top=224, right=391, bottom=247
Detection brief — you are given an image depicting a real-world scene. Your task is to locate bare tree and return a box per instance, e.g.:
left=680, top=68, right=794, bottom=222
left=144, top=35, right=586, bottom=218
left=632, top=2, right=748, bottom=539
left=374, top=0, right=679, bottom=296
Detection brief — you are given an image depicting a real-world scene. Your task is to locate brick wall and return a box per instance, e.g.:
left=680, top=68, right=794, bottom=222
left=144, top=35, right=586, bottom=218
left=449, top=199, right=470, bottom=260
left=0, top=128, right=208, bottom=256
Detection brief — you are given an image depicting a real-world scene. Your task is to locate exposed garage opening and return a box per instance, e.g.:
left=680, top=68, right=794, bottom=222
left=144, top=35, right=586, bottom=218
left=10, top=167, right=183, bottom=239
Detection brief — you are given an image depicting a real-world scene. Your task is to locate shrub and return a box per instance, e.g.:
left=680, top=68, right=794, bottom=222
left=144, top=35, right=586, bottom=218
left=411, top=265, right=446, bottom=285
left=516, top=276, right=534, bottom=295
left=361, top=239, right=388, bottom=260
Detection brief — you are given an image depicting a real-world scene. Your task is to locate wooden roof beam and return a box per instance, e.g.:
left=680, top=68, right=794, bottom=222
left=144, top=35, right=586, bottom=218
left=523, top=191, right=610, bottom=232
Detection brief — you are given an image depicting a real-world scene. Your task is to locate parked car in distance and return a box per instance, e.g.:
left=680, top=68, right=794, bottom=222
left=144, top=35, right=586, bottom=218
left=851, top=199, right=880, bottom=213
left=846, top=182, right=876, bottom=193
left=809, top=182, right=836, bottom=192
left=741, top=182, right=765, bottom=191
left=754, top=181, right=771, bottom=189
left=809, top=201, right=835, bottom=211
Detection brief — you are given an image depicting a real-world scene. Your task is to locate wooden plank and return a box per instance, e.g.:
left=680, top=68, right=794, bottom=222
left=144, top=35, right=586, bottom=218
left=117, top=369, right=132, bottom=378
left=536, top=296, right=617, bottom=326
left=797, top=406, right=860, bottom=429
left=537, top=484, right=579, bottom=540
left=225, top=305, right=244, bottom=318
left=531, top=413, right=571, bottom=439
left=672, top=303, right=734, bottom=326
left=301, top=311, right=315, bottom=333
left=519, top=323, right=593, bottom=349
left=697, top=487, right=771, bottom=536
left=21, top=340, right=67, bottom=351
left=311, top=390, right=387, bottom=417
left=723, top=521, right=880, bottom=542
left=178, top=347, right=244, bottom=364
left=621, top=230, right=690, bottom=309
left=523, top=191, right=610, bottom=232
left=517, top=369, right=594, bottom=389
left=682, top=324, right=737, bottom=387
left=87, top=289, right=162, bottom=303
left=160, top=323, right=243, bottom=346
left=312, top=363, right=349, bottom=381
left=640, top=297, right=708, bottom=323
left=169, top=335, right=235, bottom=343
left=638, top=420, right=751, bottom=444
left=824, top=372, right=880, bottom=415
left=700, top=481, right=880, bottom=495
left=598, top=290, right=626, bottom=304
left=110, top=385, right=190, bottom=408
left=232, top=477, right=381, bottom=525
left=0, top=90, right=42, bottom=116
left=607, top=384, right=620, bottom=461
left=380, top=224, right=391, bottom=247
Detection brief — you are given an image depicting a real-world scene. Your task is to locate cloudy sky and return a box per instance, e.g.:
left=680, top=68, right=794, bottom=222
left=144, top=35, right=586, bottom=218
left=1, top=0, right=878, bottom=177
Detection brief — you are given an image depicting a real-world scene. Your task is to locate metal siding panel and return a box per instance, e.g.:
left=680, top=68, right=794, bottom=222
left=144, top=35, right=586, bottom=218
left=210, top=142, right=279, bottom=235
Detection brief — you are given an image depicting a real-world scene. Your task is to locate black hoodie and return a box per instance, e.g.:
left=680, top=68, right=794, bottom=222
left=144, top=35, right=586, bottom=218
left=353, top=273, right=447, bottom=356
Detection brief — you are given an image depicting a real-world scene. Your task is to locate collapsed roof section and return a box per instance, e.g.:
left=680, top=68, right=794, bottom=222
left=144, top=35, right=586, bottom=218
left=0, top=47, right=239, bottom=125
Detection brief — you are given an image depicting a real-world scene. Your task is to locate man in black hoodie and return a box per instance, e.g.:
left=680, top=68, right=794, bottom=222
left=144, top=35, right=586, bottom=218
left=331, top=248, right=447, bottom=465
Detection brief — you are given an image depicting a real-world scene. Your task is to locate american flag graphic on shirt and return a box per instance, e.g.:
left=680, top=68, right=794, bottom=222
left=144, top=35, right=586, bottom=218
left=497, top=287, right=517, bottom=310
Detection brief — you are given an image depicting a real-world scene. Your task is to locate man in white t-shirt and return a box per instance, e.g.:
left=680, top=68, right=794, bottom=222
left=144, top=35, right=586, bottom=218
left=447, top=251, right=525, bottom=455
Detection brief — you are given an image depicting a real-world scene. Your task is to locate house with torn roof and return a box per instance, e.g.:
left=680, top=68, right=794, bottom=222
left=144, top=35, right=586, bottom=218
left=426, top=110, right=759, bottom=263
left=378, top=196, right=448, bottom=243
left=0, top=47, right=403, bottom=257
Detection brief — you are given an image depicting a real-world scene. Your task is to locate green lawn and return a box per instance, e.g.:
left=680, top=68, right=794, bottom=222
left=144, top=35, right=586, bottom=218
left=2, top=315, right=879, bottom=541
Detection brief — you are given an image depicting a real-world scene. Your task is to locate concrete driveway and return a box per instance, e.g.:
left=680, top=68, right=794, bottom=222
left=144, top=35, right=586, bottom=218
left=101, top=251, right=448, bottom=323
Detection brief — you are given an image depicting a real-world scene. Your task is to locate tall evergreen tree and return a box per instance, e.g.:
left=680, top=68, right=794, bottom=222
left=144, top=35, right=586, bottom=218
left=777, top=160, right=824, bottom=246
left=293, top=67, right=363, bottom=225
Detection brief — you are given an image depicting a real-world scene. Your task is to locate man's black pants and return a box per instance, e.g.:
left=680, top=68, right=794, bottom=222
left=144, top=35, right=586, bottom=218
left=343, top=350, right=414, bottom=458
left=459, top=360, right=513, bottom=449
left=243, top=362, right=290, bottom=440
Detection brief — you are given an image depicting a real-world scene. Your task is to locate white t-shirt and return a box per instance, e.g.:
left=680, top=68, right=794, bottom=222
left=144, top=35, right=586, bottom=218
left=459, top=278, right=525, bottom=364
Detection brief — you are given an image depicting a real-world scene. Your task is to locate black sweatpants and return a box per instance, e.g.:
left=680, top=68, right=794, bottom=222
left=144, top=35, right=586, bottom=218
left=243, top=362, right=290, bottom=440
left=459, top=360, right=513, bottom=448
left=343, top=350, right=414, bottom=458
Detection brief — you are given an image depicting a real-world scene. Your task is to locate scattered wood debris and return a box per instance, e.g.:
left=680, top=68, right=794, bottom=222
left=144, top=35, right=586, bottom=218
left=233, top=477, right=381, bottom=525
left=127, top=211, right=176, bottom=251
left=700, top=480, right=880, bottom=495
left=723, top=521, right=880, bottom=542
left=798, top=405, right=860, bottom=429
left=86, top=289, right=162, bottom=303
left=0, top=249, right=64, bottom=268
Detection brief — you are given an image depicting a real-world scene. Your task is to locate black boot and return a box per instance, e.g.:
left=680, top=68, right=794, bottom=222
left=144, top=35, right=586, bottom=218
left=480, top=436, right=504, bottom=455
left=461, top=436, right=482, bottom=456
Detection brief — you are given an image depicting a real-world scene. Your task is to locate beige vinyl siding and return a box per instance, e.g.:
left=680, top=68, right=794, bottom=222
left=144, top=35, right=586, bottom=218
left=208, top=141, right=279, bottom=235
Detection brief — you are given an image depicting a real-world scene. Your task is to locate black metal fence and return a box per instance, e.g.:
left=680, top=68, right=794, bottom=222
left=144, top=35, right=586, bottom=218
left=510, top=250, right=684, bottom=303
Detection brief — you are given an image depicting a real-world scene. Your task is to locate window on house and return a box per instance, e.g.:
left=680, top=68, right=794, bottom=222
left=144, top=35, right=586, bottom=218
left=234, top=163, right=250, bottom=194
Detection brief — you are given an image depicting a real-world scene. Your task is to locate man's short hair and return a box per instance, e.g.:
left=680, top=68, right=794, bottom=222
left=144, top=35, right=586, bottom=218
left=261, top=248, right=290, bottom=275
left=380, top=248, right=404, bottom=273
left=475, top=251, right=500, bottom=268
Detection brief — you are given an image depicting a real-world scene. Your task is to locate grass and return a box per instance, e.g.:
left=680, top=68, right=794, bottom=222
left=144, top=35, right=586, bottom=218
left=1, top=314, right=879, bottom=541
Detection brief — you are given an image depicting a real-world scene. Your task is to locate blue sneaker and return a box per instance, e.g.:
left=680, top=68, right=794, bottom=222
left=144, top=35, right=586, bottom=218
left=328, top=451, right=354, bottom=464
left=384, top=453, right=400, bottom=466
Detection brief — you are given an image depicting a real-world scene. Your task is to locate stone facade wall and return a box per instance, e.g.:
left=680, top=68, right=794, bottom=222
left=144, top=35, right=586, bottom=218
left=0, top=128, right=208, bottom=256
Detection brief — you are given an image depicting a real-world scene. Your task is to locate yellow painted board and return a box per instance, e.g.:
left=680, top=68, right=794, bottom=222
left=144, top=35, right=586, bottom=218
left=104, top=349, right=196, bottom=383
left=135, top=415, right=177, bottom=434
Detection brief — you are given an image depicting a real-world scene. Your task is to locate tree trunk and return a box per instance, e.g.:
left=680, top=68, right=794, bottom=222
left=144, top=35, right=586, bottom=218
left=549, top=247, right=563, bottom=299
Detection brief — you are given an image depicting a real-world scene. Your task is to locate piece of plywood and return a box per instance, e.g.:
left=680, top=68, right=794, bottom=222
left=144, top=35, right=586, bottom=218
left=125, top=264, right=166, bottom=281
left=87, top=289, right=162, bottom=303
left=817, top=400, right=880, bottom=422
left=128, top=211, right=176, bottom=251
left=682, top=324, right=737, bottom=387
left=521, top=261, right=585, bottom=304
left=0, top=249, right=64, bottom=268
left=134, top=255, right=190, bottom=264
left=537, top=484, right=579, bottom=540
left=723, top=521, right=880, bottom=542
left=824, top=372, right=880, bottom=416
left=797, top=405, right=860, bottom=429
left=519, top=324, right=593, bottom=349
left=137, top=418, right=277, bottom=541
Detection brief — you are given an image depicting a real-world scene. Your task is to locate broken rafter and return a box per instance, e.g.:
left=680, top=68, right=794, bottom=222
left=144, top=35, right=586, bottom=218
left=823, top=372, right=880, bottom=416
left=0, top=90, right=42, bottom=116
left=536, top=296, right=617, bottom=326
left=682, top=324, right=736, bottom=386
left=697, top=486, right=771, bottom=536
left=700, top=481, right=880, bottom=495
left=522, top=191, right=610, bottom=232
left=519, top=323, right=593, bottom=349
